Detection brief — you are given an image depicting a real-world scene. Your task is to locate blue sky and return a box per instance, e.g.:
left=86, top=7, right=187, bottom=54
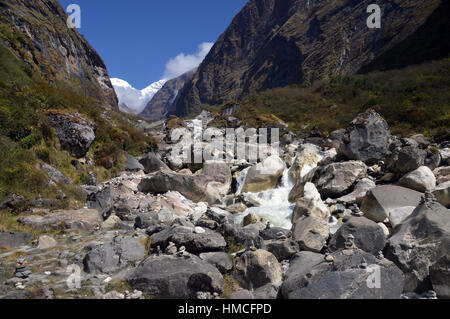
left=58, top=0, right=247, bottom=89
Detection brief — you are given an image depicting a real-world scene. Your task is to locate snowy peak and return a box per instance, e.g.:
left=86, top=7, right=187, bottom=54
left=112, top=78, right=167, bottom=114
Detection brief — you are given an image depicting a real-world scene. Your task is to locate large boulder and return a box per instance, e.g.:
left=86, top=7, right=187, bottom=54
left=235, top=249, right=283, bottom=289
left=434, top=166, right=450, bottom=185
left=291, top=183, right=329, bottom=222
left=138, top=160, right=231, bottom=204
left=281, top=249, right=405, bottom=299
left=242, top=155, right=285, bottom=193
left=288, top=144, right=321, bottom=183
left=139, top=152, right=170, bottom=173
left=126, top=254, right=224, bottom=299
left=433, top=181, right=450, bottom=208
left=83, top=236, right=145, bottom=274
left=329, top=217, right=386, bottom=255
left=385, top=202, right=450, bottom=293
left=360, top=185, right=423, bottom=223
left=18, top=209, right=102, bottom=231
left=336, top=178, right=376, bottom=205
left=125, top=153, right=144, bottom=172
left=338, top=110, right=392, bottom=164
left=0, top=231, right=33, bottom=249
left=151, top=226, right=226, bottom=253
left=429, top=255, right=450, bottom=299
left=36, top=163, right=73, bottom=186
left=265, top=239, right=299, bottom=261
left=47, top=112, right=96, bottom=158
left=220, top=222, right=265, bottom=250
left=386, top=144, right=427, bottom=174
left=311, top=161, right=367, bottom=198
left=199, top=252, right=233, bottom=274
left=291, top=215, right=329, bottom=253
left=399, top=166, right=436, bottom=192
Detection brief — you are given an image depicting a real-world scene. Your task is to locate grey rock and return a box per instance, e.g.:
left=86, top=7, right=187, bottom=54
left=312, top=161, right=367, bottom=198
left=282, top=249, right=405, bottom=299
left=235, top=249, right=283, bottom=289
left=139, top=152, right=170, bottom=173
left=433, top=181, right=450, bottom=208
left=127, top=254, right=224, bottom=299
left=339, top=110, right=392, bottom=164
left=336, top=178, right=376, bottom=205
left=199, top=252, right=233, bottom=274
left=230, top=290, right=254, bottom=299
left=47, top=112, right=96, bottom=158
left=36, top=163, right=73, bottom=185
left=430, top=255, right=450, bottom=299
left=139, top=160, right=231, bottom=205
left=386, top=145, right=427, bottom=174
left=125, top=154, right=144, bottom=172
left=386, top=202, right=450, bottom=293
left=361, top=185, right=423, bottom=223
left=0, top=231, right=33, bottom=249
left=291, top=215, right=329, bottom=253
left=151, top=226, right=226, bottom=253
left=265, top=239, right=299, bottom=261
left=18, top=209, right=102, bottom=231
left=329, top=217, right=386, bottom=254
left=399, top=166, right=436, bottom=192
left=83, top=236, right=145, bottom=274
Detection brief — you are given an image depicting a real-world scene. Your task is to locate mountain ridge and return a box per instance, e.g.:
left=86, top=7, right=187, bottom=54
left=174, top=0, right=442, bottom=117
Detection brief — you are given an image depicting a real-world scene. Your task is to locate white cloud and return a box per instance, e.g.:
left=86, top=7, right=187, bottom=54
left=163, top=42, right=214, bottom=80
left=112, top=78, right=167, bottom=113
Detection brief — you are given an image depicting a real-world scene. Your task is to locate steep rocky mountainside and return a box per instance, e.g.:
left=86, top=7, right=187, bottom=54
left=139, top=70, right=195, bottom=121
left=0, top=0, right=155, bottom=204
left=174, top=0, right=442, bottom=117
left=0, top=0, right=118, bottom=108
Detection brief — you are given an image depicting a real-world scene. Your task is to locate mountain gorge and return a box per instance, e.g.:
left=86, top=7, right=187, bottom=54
left=174, top=0, right=443, bottom=117
left=139, top=69, right=195, bottom=121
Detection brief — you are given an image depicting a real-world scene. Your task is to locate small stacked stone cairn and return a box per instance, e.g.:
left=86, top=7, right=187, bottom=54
left=14, top=257, right=31, bottom=279
left=344, top=234, right=356, bottom=249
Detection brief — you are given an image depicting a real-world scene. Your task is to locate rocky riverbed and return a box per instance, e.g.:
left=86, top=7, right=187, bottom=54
left=0, top=110, right=449, bottom=299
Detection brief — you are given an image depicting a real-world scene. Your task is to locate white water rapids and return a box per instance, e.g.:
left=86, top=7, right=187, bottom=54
left=234, top=154, right=326, bottom=230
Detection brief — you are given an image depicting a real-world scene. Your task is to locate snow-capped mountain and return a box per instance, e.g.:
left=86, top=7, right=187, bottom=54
left=111, top=78, right=167, bottom=114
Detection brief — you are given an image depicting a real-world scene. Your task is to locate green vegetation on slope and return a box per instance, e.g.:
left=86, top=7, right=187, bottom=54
left=0, top=44, right=156, bottom=204
left=210, top=58, right=450, bottom=140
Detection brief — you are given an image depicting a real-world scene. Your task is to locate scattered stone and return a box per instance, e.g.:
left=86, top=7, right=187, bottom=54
left=281, top=249, right=404, bottom=299
left=83, top=236, right=145, bottom=274
left=361, top=185, right=423, bottom=223
left=433, top=181, right=450, bottom=208
left=242, top=155, right=285, bottom=193
left=329, top=217, right=386, bottom=255
left=127, top=254, right=224, bottom=299
left=338, top=110, right=392, bottom=164
left=399, top=166, right=436, bottom=192
left=291, top=182, right=329, bottom=222
left=235, top=249, right=283, bottom=289
left=125, top=153, right=145, bottom=172
left=0, top=231, right=33, bottom=249
left=312, top=161, right=367, bottom=198
left=199, top=252, right=233, bottom=274
left=18, top=209, right=103, bottom=231
left=37, top=235, right=57, bottom=249
left=291, top=215, right=329, bottom=253
left=386, top=202, right=450, bottom=293
left=14, top=257, right=31, bottom=279
left=47, top=111, right=96, bottom=158
left=139, top=152, right=170, bottom=173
